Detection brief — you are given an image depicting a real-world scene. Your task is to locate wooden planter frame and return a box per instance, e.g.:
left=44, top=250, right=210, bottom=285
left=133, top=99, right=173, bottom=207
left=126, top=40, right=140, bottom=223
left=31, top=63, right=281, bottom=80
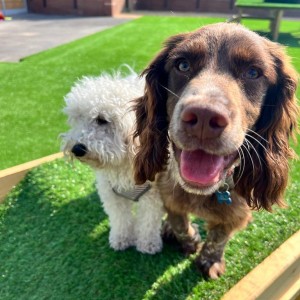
left=0, top=153, right=299, bottom=300
left=0, top=152, right=63, bottom=202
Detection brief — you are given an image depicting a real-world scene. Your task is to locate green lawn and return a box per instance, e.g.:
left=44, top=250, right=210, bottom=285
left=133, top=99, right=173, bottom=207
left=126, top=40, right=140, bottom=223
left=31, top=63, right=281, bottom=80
left=0, top=16, right=299, bottom=170
left=0, top=158, right=299, bottom=300
left=0, top=15, right=299, bottom=300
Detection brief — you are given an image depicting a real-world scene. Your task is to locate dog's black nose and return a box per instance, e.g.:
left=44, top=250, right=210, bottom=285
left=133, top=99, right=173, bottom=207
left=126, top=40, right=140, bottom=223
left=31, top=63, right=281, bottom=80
left=71, top=144, right=87, bottom=157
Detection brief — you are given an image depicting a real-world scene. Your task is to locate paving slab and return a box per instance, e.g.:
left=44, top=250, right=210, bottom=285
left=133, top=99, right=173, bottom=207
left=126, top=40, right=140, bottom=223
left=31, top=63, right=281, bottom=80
left=0, top=13, right=132, bottom=62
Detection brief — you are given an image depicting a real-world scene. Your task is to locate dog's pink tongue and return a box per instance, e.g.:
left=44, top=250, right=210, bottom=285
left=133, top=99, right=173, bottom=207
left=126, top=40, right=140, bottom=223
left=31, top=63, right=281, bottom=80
left=180, top=149, right=225, bottom=186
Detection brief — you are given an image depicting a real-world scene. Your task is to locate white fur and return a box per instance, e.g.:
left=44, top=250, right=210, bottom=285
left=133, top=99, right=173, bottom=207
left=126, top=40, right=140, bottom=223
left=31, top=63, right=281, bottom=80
left=61, top=68, right=165, bottom=254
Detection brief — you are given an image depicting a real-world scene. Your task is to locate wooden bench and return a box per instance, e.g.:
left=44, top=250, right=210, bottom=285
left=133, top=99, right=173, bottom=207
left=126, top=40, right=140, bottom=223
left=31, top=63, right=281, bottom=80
left=229, top=0, right=300, bottom=41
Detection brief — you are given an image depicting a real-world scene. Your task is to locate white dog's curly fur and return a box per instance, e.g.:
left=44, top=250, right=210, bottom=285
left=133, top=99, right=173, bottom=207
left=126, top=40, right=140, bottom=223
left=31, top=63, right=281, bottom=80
left=61, top=69, right=165, bottom=254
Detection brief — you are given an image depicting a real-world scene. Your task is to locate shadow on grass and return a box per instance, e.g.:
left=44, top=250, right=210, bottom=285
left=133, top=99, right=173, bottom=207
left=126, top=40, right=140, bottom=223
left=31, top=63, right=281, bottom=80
left=0, top=165, right=203, bottom=300
left=255, top=30, right=300, bottom=47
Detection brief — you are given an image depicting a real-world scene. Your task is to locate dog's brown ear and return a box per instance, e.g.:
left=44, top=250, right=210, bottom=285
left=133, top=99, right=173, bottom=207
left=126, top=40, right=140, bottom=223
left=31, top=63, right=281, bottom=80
left=236, top=41, right=299, bottom=211
left=134, top=33, right=188, bottom=184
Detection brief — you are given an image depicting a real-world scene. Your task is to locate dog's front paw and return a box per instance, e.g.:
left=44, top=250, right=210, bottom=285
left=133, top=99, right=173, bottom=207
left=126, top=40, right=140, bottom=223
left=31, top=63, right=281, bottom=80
left=161, top=220, right=178, bottom=244
left=136, top=237, right=163, bottom=255
left=181, top=239, right=202, bottom=256
left=109, top=232, right=135, bottom=251
left=161, top=221, right=201, bottom=255
left=195, top=257, right=226, bottom=279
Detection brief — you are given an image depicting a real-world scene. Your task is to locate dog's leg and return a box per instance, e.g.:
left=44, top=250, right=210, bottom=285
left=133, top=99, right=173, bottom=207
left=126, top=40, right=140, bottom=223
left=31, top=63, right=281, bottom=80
left=100, top=192, right=135, bottom=251
left=195, top=223, right=230, bottom=279
left=135, top=190, right=165, bottom=254
left=196, top=205, right=252, bottom=279
left=162, top=209, right=201, bottom=255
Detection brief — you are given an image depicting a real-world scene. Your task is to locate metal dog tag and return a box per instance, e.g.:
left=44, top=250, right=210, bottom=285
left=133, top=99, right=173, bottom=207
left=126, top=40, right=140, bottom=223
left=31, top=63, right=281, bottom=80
left=216, top=183, right=232, bottom=205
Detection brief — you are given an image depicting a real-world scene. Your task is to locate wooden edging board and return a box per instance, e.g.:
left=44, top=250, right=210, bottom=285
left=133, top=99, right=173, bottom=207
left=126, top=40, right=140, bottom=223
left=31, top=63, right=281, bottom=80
left=0, top=152, right=64, bottom=202
left=0, top=153, right=299, bottom=300
left=222, top=230, right=300, bottom=300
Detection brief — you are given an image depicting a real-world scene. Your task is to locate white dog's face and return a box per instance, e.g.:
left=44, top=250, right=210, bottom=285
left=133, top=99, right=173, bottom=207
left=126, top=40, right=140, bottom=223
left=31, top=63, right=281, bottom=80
left=61, top=74, right=144, bottom=169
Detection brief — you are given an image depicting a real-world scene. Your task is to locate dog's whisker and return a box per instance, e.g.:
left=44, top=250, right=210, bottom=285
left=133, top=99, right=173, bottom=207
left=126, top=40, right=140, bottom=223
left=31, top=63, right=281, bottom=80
left=244, top=138, right=263, bottom=170
left=246, top=129, right=269, bottom=144
left=245, top=134, right=269, bottom=155
left=234, top=147, right=245, bottom=187
left=241, top=144, right=255, bottom=175
left=161, top=85, right=180, bottom=98
left=245, top=134, right=270, bottom=167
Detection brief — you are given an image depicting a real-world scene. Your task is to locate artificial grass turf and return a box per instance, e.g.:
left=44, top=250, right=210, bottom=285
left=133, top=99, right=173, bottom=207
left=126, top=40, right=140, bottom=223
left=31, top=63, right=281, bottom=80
left=0, top=158, right=299, bottom=300
left=0, top=15, right=300, bottom=299
left=0, top=16, right=299, bottom=170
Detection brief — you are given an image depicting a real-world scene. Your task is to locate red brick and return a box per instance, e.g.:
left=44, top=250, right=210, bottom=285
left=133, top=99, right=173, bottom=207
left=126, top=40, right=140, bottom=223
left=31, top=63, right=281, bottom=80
left=27, top=0, right=125, bottom=16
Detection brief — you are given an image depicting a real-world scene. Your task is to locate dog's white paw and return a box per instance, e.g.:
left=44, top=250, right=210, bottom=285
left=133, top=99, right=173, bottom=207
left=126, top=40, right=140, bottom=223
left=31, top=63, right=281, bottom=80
left=109, top=232, right=135, bottom=251
left=136, top=236, right=163, bottom=254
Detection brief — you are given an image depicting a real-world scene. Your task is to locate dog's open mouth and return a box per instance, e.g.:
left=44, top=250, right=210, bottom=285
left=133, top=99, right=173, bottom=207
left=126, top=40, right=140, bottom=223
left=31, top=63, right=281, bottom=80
left=174, top=145, right=237, bottom=188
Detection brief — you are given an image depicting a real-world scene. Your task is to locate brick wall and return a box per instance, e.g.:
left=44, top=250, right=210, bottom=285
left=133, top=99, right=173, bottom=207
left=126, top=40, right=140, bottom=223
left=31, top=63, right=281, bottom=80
left=27, top=0, right=126, bottom=16
left=168, top=0, right=199, bottom=12
left=198, top=0, right=233, bottom=13
left=135, top=0, right=299, bottom=17
left=19, top=0, right=300, bottom=17
left=135, top=0, right=165, bottom=11
left=136, top=0, right=234, bottom=13
left=77, top=0, right=105, bottom=16
left=0, top=0, right=25, bottom=10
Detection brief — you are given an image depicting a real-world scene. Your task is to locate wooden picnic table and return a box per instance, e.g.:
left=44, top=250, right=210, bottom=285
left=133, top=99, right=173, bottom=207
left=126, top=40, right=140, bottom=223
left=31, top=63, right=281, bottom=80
left=231, top=0, right=300, bottom=41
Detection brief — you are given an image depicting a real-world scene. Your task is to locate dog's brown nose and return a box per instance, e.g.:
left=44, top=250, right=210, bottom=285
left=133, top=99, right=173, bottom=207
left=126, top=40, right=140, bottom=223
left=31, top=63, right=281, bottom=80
left=71, top=144, right=87, bottom=157
left=181, top=107, right=229, bottom=140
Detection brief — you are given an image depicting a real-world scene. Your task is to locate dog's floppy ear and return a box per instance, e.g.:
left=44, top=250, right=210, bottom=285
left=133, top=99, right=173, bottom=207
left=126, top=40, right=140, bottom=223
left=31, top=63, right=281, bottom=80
left=236, top=41, right=299, bottom=211
left=134, top=33, right=188, bottom=184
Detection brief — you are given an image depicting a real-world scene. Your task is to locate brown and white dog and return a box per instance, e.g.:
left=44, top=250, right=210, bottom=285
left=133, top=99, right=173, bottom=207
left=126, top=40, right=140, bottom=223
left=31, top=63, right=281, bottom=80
left=133, top=23, right=299, bottom=279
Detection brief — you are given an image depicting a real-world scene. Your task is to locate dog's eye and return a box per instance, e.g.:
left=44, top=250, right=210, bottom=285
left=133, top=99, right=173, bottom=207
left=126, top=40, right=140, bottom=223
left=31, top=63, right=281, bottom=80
left=176, top=59, right=190, bottom=72
left=244, top=67, right=261, bottom=79
left=96, top=117, right=108, bottom=125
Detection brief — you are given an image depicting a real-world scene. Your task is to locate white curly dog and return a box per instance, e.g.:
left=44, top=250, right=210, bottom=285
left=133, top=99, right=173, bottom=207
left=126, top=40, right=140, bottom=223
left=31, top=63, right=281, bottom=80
left=61, top=69, right=165, bottom=254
